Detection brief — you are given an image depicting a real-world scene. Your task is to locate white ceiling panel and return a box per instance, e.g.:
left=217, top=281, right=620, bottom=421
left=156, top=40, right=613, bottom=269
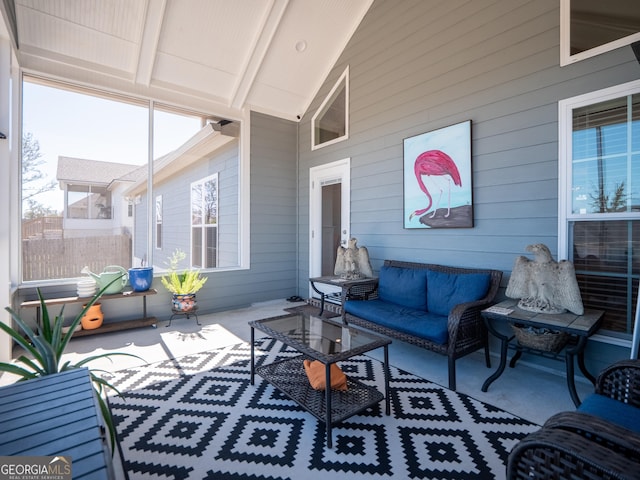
left=7, top=0, right=373, bottom=120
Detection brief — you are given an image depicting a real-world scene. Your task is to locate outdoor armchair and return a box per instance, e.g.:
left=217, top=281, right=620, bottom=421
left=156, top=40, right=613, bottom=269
left=507, top=359, right=640, bottom=480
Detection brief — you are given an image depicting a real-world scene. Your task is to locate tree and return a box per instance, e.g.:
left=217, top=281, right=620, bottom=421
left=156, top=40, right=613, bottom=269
left=22, top=132, right=57, bottom=217
left=590, top=181, right=626, bottom=213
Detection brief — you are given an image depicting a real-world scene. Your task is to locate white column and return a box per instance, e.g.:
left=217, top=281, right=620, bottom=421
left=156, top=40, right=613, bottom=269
left=0, top=33, right=16, bottom=364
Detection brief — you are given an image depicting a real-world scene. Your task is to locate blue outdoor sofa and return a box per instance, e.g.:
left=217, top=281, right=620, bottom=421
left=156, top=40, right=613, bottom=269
left=341, top=259, right=503, bottom=391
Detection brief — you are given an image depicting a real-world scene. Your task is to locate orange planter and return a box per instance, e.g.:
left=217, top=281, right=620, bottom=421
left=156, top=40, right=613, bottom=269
left=81, top=303, right=104, bottom=330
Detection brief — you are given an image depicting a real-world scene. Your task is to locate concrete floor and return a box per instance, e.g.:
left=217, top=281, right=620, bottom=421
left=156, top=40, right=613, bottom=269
left=3, top=298, right=591, bottom=422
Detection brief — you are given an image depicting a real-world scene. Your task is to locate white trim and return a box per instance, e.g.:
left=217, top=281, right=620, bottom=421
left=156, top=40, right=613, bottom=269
left=155, top=194, right=162, bottom=249
left=311, top=66, right=349, bottom=150
left=558, top=79, right=640, bottom=257
left=558, top=79, right=640, bottom=349
left=0, top=36, right=17, bottom=364
left=309, top=158, right=351, bottom=282
left=238, top=111, right=250, bottom=270
left=560, top=0, right=640, bottom=67
left=190, top=173, right=219, bottom=269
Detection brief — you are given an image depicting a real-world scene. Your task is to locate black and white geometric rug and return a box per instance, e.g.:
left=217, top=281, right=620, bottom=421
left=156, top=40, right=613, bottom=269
left=106, top=338, right=538, bottom=480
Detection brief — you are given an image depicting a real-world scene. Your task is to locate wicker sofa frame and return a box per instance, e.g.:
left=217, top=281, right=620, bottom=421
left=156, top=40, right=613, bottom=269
left=340, top=259, right=503, bottom=391
left=507, top=359, right=640, bottom=480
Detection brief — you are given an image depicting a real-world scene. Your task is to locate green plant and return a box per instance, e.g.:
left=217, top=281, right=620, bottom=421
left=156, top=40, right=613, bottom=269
left=160, top=249, right=208, bottom=295
left=0, top=277, right=144, bottom=454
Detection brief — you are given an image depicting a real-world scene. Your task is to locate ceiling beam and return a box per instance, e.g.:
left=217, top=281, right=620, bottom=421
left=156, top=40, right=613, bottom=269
left=230, top=0, right=289, bottom=110
left=134, top=0, right=166, bottom=86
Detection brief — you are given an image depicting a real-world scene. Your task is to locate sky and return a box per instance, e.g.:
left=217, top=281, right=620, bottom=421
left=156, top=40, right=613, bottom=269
left=22, top=80, right=202, bottom=212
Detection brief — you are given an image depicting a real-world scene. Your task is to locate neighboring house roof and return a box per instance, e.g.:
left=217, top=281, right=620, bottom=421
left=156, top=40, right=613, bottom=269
left=56, top=122, right=237, bottom=197
left=56, top=156, right=142, bottom=188
left=124, top=122, right=237, bottom=197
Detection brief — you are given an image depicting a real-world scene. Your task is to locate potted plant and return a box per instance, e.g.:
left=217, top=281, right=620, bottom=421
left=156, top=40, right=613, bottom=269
left=160, top=249, right=208, bottom=312
left=0, top=277, right=143, bottom=453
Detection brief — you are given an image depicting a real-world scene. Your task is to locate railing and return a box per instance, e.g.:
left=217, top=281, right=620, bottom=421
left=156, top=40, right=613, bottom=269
left=22, top=234, right=131, bottom=281
left=22, top=216, right=64, bottom=239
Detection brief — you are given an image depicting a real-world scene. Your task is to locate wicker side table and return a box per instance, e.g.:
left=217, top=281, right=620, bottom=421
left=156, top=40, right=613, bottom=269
left=309, top=275, right=378, bottom=315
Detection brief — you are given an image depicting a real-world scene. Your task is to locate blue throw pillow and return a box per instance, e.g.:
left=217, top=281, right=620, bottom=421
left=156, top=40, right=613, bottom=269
left=426, top=270, right=491, bottom=316
left=378, top=266, right=428, bottom=310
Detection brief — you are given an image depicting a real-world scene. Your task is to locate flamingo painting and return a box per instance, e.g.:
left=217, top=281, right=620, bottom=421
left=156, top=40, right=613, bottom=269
left=409, top=149, right=462, bottom=221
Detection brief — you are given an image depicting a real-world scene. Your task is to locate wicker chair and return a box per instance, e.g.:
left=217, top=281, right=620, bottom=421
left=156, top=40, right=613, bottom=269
left=507, top=359, right=640, bottom=480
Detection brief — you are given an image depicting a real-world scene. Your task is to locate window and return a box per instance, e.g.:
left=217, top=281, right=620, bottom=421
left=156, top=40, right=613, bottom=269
left=559, top=80, right=640, bottom=339
left=21, top=75, right=244, bottom=283
left=155, top=195, right=162, bottom=249
left=561, top=0, right=640, bottom=66
left=191, top=174, right=218, bottom=268
left=66, top=185, right=112, bottom=219
left=312, top=66, right=349, bottom=150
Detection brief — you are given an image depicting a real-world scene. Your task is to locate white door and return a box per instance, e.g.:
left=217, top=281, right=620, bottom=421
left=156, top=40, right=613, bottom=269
left=309, top=158, right=350, bottom=297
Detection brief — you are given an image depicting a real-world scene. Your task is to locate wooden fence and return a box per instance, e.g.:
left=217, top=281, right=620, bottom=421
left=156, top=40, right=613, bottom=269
left=22, top=216, right=63, bottom=239
left=22, top=235, right=132, bottom=281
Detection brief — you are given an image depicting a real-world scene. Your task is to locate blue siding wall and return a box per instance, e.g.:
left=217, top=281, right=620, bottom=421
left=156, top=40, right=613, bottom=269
left=298, top=0, right=639, bottom=285
left=296, top=0, right=640, bottom=372
left=146, top=142, right=240, bottom=269
left=153, top=111, right=299, bottom=315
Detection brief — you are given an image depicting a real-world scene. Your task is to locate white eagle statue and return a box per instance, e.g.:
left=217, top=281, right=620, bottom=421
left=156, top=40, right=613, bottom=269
left=505, top=243, right=584, bottom=315
left=334, top=238, right=373, bottom=279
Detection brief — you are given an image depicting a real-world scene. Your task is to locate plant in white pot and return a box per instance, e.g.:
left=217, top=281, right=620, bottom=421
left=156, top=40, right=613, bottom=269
left=160, top=249, right=208, bottom=312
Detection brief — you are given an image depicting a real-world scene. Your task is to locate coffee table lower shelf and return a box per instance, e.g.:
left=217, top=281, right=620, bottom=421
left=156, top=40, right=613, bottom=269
left=255, top=355, right=384, bottom=426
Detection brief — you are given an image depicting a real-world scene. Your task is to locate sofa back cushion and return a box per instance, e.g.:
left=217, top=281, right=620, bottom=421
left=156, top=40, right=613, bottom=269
left=426, top=270, right=491, bottom=316
left=378, top=265, right=428, bottom=310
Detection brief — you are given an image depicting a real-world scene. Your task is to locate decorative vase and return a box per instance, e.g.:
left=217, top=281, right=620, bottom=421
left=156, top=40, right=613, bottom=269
left=129, top=267, right=153, bottom=292
left=172, top=293, right=197, bottom=312
left=81, top=303, right=104, bottom=330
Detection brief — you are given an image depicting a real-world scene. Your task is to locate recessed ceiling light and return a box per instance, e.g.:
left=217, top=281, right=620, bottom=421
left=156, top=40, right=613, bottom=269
left=295, top=40, right=307, bottom=52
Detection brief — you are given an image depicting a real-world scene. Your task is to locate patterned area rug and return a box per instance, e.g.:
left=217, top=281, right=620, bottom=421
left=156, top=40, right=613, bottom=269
left=106, top=338, right=538, bottom=480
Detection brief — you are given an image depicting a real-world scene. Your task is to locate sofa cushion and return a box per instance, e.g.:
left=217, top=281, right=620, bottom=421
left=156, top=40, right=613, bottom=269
left=378, top=265, right=428, bottom=310
left=578, top=393, right=640, bottom=434
left=426, top=270, right=491, bottom=316
left=344, top=299, right=448, bottom=344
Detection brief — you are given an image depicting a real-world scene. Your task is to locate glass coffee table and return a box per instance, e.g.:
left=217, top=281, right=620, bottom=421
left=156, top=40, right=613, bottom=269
left=249, top=312, right=391, bottom=448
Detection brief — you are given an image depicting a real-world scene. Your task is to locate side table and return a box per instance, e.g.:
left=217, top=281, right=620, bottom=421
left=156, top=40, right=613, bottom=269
left=481, top=299, right=604, bottom=407
left=309, top=275, right=378, bottom=315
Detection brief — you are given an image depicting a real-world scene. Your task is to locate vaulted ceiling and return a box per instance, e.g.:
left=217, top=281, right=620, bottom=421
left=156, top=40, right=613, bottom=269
left=1, top=0, right=373, bottom=121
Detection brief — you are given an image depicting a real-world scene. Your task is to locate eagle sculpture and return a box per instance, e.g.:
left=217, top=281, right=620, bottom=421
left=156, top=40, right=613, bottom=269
left=505, top=243, right=584, bottom=315
left=335, top=238, right=373, bottom=279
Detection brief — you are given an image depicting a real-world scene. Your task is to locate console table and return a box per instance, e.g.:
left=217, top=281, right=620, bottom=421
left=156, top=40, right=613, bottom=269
left=20, top=288, right=158, bottom=337
left=481, top=299, right=604, bottom=407
left=309, top=276, right=378, bottom=315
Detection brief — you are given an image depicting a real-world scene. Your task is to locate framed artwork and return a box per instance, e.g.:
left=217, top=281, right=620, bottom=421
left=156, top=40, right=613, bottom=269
left=403, top=120, right=473, bottom=229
